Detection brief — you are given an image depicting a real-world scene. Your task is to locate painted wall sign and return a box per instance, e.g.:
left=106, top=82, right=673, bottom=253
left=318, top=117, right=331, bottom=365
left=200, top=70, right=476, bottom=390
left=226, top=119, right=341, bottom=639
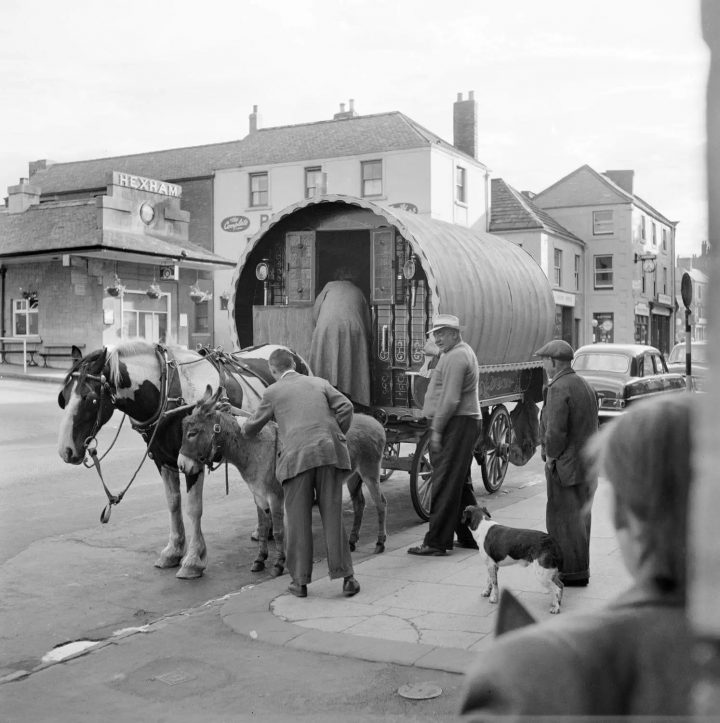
left=552, top=290, right=576, bottom=307
left=389, top=202, right=418, bottom=214
left=221, top=215, right=250, bottom=232
left=112, top=171, right=182, bottom=197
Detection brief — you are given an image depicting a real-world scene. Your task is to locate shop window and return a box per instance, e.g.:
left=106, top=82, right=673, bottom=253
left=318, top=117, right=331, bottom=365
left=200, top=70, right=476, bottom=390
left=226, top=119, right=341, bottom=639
left=194, top=300, right=209, bottom=334
left=593, top=312, right=614, bottom=343
left=361, top=160, right=382, bottom=197
left=594, top=255, right=613, bottom=289
left=593, top=210, right=614, bottom=235
left=13, top=294, right=39, bottom=336
left=455, top=166, right=467, bottom=203
left=634, top=314, right=649, bottom=344
left=553, top=249, right=563, bottom=287
left=249, top=172, right=268, bottom=207
left=305, top=167, right=323, bottom=198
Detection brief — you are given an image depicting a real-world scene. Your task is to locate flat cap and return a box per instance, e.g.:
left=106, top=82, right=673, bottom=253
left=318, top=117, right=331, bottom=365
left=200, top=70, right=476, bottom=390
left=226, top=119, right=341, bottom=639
left=534, top=339, right=574, bottom=360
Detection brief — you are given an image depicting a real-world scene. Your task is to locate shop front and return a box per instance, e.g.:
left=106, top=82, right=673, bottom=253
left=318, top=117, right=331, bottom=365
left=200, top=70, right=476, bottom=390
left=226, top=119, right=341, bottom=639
left=0, top=173, right=234, bottom=366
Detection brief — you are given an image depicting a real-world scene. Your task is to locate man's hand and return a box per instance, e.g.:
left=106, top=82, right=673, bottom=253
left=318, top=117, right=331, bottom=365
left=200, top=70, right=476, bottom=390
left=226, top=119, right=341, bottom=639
left=430, top=431, right=442, bottom=455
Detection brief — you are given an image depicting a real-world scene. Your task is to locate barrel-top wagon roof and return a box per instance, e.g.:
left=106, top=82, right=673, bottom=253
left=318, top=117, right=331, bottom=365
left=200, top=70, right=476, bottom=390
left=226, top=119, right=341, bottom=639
left=231, top=195, right=554, bottom=365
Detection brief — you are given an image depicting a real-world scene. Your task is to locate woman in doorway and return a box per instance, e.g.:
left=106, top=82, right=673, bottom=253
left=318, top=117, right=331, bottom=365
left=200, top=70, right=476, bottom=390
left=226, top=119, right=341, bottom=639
left=309, top=266, right=371, bottom=407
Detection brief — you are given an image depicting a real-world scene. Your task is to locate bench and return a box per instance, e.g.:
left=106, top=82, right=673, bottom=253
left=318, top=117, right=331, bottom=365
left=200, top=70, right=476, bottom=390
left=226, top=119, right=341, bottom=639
left=39, top=344, right=86, bottom=367
left=0, top=337, right=42, bottom=367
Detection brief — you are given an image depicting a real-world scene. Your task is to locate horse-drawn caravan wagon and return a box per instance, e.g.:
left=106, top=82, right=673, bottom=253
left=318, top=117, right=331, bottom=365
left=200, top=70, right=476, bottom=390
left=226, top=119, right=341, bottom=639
left=228, top=194, right=555, bottom=520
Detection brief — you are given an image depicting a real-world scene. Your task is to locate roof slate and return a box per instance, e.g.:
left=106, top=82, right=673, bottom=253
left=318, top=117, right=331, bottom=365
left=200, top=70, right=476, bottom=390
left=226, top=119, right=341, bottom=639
left=0, top=201, right=234, bottom=265
left=28, top=112, right=473, bottom=195
left=489, top=178, right=583, bottom=243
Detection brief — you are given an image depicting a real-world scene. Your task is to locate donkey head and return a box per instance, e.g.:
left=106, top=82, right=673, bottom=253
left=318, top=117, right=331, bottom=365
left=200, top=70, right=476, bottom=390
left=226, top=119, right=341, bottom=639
left=177, top=385, right=226, bottom=474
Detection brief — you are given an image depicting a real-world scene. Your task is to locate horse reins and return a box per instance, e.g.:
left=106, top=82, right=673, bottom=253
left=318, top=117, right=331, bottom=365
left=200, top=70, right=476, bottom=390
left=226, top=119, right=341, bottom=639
left=80, top=345, right=185, bottom=523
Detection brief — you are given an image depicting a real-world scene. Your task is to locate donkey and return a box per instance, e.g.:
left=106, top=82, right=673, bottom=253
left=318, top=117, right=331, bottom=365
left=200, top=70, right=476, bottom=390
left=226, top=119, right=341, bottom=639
left=178, top=385, right=389, bottom=559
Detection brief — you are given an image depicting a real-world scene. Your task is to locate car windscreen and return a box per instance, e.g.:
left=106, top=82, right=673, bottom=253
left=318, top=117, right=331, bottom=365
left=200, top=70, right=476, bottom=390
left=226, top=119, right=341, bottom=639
left=572, top=353, right=630, bottom=374
left=668, top=344, right=708, bottom=364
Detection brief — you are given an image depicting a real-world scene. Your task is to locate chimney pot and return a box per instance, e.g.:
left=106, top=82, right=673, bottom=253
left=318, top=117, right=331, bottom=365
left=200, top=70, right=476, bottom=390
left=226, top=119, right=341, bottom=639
left=468, top=90, right=474, bottom=100
left=19, top=177, right=28, bottom=184
left=349, top=98, right=354, bottom=112
left=457, top=92, right=463, bottom=101
left=340, top=102, right=346, bottom=112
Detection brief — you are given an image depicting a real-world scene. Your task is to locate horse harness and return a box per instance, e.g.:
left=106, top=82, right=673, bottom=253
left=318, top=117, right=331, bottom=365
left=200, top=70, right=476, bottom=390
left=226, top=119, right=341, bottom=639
left=78, top=345, right=270, bottom=522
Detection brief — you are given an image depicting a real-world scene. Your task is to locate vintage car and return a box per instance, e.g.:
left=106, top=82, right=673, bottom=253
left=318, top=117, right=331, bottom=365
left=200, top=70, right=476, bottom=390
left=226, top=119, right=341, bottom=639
left=667, top=340, right=709, bottom=391
left=572, top=343, right=686, bottom=420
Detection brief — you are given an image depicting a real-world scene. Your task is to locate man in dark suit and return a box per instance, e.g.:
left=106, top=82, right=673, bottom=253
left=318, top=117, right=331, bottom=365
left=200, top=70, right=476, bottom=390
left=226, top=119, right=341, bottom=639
left=242, top=347, right=359, bottom=598
left=536, top=339, right=598, bottom=586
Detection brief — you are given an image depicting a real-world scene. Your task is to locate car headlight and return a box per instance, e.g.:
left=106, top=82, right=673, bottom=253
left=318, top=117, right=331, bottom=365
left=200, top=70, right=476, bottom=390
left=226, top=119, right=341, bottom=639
left=599, top=397, right=625, bottom=410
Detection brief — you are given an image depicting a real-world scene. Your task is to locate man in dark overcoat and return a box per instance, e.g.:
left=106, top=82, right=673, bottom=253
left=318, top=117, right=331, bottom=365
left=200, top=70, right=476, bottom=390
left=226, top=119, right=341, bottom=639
left=536, top=339, right=598, bottom=585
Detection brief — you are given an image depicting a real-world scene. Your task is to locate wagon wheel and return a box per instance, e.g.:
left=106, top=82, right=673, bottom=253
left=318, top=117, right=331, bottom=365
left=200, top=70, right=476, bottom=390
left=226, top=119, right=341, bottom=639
left=380, top=441, right=400, bottom=482
left=478, top=405, right=511, bottom=493
left=409, top=431, right=433, bottom=521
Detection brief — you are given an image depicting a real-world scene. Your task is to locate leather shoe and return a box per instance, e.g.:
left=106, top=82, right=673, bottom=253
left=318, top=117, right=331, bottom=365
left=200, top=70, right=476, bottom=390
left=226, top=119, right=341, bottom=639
left=287, top=581, right=307, bottom=597
left=343, top=577, right=360, bottom=597
left=454, top=539, right=479, bottom=550
left=561, top=578, right=589, bottom=587
left=407, top=545, right=447, bottom=556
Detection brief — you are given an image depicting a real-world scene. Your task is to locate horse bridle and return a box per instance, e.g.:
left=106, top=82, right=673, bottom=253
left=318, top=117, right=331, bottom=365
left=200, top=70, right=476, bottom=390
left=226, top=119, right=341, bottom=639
left=74, top=345, right=187, bottom=523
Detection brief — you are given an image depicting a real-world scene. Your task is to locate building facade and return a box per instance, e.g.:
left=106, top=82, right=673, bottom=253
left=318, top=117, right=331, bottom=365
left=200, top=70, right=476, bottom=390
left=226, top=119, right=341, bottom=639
left=489, top=178, right=587, bottom=348
left=531, top=166, right=677, bottom=353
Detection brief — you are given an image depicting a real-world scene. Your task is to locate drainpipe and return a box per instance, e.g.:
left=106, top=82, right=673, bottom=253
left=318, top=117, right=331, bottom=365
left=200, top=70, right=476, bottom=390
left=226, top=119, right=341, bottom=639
left=0, top=265, right=6, bottom=337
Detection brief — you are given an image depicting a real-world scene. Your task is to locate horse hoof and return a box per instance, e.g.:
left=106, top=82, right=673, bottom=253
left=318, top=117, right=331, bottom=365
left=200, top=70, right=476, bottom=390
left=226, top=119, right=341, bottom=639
left=270, top=564, right=284, bottom=578
left=374, top=543, right=385, bottom=554
left=349, top=541, right=356, bottom=552
left=251, top=561, right=265, bottom=572
left=176, top=566, right=204, bottom=579
left=154, top=555, right=182, bottom=569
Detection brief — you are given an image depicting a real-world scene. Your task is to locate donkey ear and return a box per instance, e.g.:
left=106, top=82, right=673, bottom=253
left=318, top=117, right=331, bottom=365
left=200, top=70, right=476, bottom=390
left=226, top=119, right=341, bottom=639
left=481, top=506, right=492, bottom=519
left=211, top=386, right=226, bottom=405
left=196, top=384, right=215, bottom=413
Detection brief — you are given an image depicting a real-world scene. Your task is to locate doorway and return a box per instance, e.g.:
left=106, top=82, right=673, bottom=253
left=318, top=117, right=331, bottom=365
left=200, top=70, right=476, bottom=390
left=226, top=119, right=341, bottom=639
left=315, top=230, right=371, bottom=301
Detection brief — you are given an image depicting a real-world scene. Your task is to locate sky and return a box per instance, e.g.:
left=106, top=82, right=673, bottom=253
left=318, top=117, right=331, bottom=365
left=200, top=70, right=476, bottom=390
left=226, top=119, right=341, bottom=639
left=0, top=0, right=709, bottom=257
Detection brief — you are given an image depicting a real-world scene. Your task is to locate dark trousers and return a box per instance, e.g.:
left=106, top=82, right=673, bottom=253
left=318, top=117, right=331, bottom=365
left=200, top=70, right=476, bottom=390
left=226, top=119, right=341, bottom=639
left=545, top=464, right=596, bottom=581
left=283, top=464, right=354, bottom=585
left=423, top=416, right=482, bottom=551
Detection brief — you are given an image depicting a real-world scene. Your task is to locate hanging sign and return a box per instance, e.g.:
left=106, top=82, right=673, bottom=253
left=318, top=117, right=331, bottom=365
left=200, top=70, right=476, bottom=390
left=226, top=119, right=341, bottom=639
left=221, top=215, right=250, bottom=232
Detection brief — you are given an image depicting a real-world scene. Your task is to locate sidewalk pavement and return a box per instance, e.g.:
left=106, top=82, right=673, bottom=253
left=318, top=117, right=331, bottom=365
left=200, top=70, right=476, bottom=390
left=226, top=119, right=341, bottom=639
left=0, top=360, right=67, bottom=384
left=219, top=476, right=630, bottom=675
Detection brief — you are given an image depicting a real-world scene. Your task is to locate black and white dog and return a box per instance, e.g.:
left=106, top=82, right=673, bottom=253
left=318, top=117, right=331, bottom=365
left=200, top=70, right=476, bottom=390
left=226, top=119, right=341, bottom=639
left=461, top=505, right=564, bottom=614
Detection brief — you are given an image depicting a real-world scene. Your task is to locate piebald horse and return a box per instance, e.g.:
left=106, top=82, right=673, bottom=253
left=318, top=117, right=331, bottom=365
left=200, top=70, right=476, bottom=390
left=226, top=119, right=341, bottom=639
left=56, top=340, right=309, bottom=579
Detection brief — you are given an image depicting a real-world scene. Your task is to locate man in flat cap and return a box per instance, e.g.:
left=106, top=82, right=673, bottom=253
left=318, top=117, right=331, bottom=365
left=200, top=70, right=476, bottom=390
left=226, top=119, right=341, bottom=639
left=408, top=314, right=481, bottom=556
left=535, top=339, right=599, bottom=586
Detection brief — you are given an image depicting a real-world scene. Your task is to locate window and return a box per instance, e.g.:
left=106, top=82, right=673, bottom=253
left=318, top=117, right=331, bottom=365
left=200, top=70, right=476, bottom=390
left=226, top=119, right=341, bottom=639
left=574, top=254, right=580, bottom=290
left=304, top=167, right=323, bottom=199
left=594, top=255, right=613, bottom=289
left=651, top=221, right=657, bottom=246
left=592, top=312, right=614, bottom=343
left=553, top=249, right=563, bottom=287
left=194, top=300, right=209, bottom=334
left=13, top=295, right=38, bottom=336
left=640, top=215, right=646, bottom=240
left=455, top=166, right=467, bottom=203
left=663, top=267, right=667, bottom=294
left=662, top=228, right=668, bottom=251
left=249, top=172, right=268, bottom=207
left=361, top=160, right=382, bottom=197
left=593, top=210, right=614, bottom=235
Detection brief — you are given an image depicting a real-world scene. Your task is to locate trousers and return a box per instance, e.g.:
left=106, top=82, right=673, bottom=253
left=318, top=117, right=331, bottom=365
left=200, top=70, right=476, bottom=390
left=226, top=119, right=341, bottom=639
left=283, top=464, right=354, bottom=585
left=423, top=415, right=482, bottom=551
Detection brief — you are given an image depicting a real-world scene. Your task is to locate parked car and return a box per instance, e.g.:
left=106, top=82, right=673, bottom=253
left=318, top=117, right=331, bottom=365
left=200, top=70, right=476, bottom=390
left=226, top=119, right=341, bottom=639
left=667, top=340, right=709, bottom=391
left=572, top=343, right=686, bottom=421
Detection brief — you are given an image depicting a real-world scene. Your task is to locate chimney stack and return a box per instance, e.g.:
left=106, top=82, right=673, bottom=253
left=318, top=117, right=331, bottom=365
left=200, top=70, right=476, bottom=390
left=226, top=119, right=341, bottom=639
left=604, top=170, right=635, bottom=195
left=333, top=99, right=359, bottom=120
left=453, top=91, right=478, bottom=159
left=7, top=178, right=41, bottom=213
left=249, top=105, right=260, bottom=134
left=28, top=159, right=54, bottom=178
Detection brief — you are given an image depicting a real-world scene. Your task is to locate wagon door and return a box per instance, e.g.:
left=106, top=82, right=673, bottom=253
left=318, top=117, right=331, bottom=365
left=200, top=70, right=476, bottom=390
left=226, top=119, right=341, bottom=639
left=251, top=230, right=315, bottom=360
left=370, top=229, right=429, bottom=410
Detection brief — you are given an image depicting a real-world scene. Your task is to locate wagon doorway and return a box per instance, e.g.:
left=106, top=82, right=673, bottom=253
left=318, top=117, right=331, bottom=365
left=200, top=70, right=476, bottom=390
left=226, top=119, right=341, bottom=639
left=315, top=230, right=371, bottom=301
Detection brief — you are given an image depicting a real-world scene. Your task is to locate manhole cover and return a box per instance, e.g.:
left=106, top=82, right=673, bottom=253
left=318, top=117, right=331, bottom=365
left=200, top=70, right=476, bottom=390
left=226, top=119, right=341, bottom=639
left=397, top=682, right=443, bottom=700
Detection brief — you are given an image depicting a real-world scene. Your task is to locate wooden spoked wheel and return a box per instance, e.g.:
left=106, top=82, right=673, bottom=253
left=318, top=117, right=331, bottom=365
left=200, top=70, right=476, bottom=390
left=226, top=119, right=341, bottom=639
left=479, top=405, right=512, bottom=493
left=409, top=431, right=433, bottom=521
